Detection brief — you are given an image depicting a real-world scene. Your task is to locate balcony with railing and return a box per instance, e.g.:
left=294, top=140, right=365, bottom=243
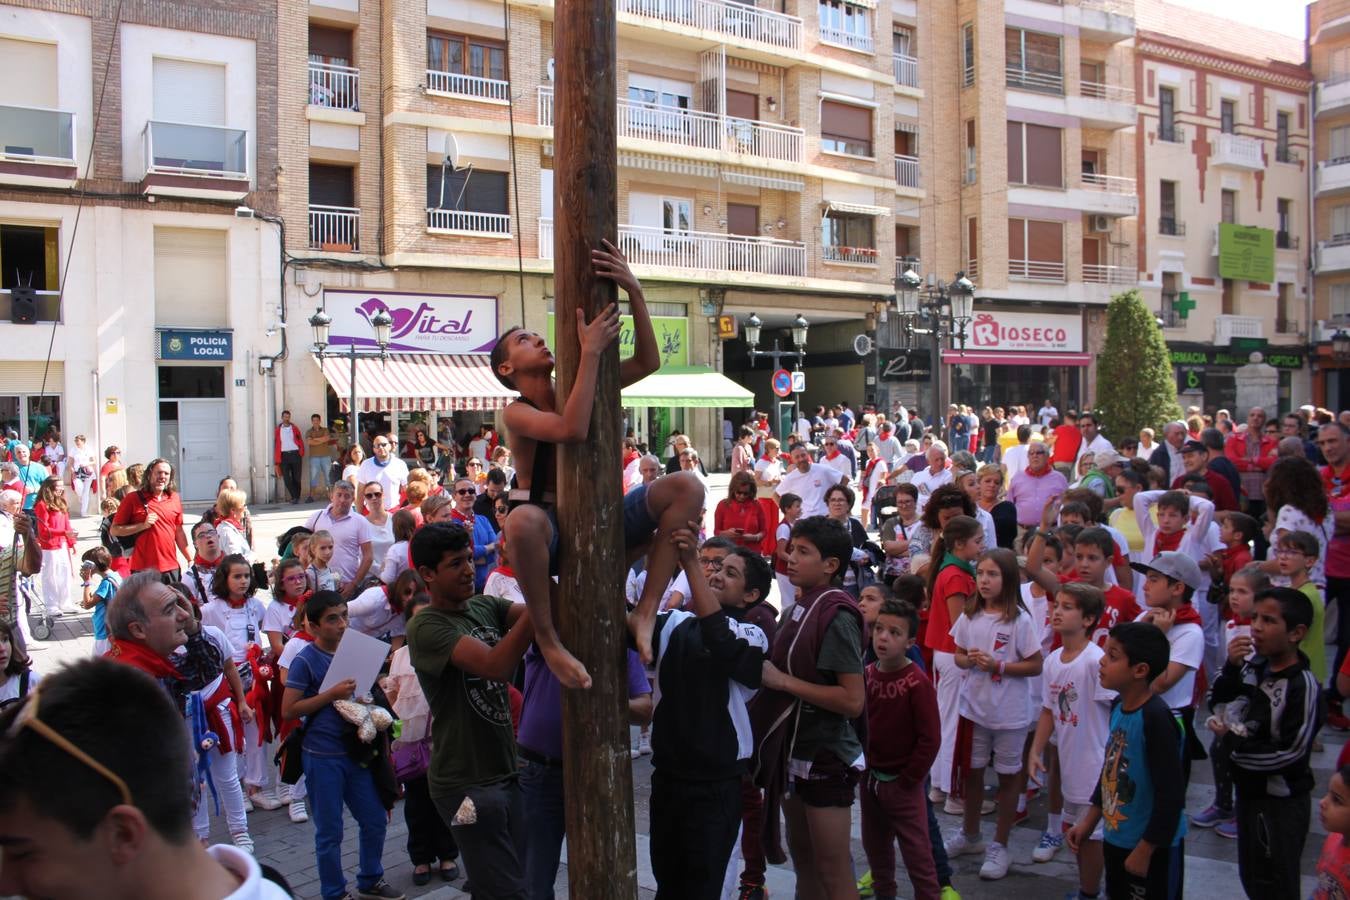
left=427, top=69, right=510, bottom=102
left=1317, top=237, right=1350, bottom=272
left=1078, top=0, right=1135, bottom=43
left=0, top=104, right=77, bottom=187
left=821, top=245, right=878, bottom=265
left=309, top=205, right=360, bottom=251
left=893, top=54, right=919, bottom=88
left=1277, top=231, right=1299, bottom=250
left=1275, top=317, right=1301, bottom=336
left=1077, top=172, right=1138, bottom=216
left=895, top=257, right=918, bottom=280
left=1158, top=297, right=1184, bottom=328
left=1319, top=73, right=1350, bottom=117
left=966, top=259, right=979, bottom=282
left=539, top=219, right=806, bottom=276
left=1275, top=145, right=1300, bottom=165
left=308, top=62, right=360, bottom=111
left=536, top=86, right=803, bottom=163
left=819, top=26, right=873, bottom=53
left=0, top=288, right=60, bottom=323
left=1318, top=159, right=1350, bottom=195
left=1158, top=123, right=1186, bottom=144
left=1006, top=66, right=1064, bottom=95
left=1212, top=132, right=1264, bottom=171
left=141, top=120, right=249, bottom=199
left=894, top=155, right=919, bottom=189
left=426, top=208, right=512, bottom=235
left=1159, top=216, right=1185, bottom=236
left=616, top=0, right=802, bottom=52
left=1213, top=314, right=1264, bottom=346
left=1009, top=259, right=1066, bottom=283
left=1082, top=264, right=1135, bottom=285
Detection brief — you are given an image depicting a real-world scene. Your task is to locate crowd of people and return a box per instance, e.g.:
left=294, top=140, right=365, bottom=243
left=1, top=246, right=1349, bottom=900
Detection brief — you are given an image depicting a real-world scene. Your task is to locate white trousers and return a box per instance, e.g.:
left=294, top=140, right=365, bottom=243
left=38, top=548, right=72, bottom=615
left=237, top=720, right=265, bottom=788
left=193, top=708, right=249, bottom=838
left=931, top=650, right=963, bottom=793
left=71, top=477, right=93, bottom=518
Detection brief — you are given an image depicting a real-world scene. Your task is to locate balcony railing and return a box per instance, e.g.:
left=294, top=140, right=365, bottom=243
left=966, top=259, right=979, bottom=282
left=1276, top=146, right=1300, bottom=164
left=426, top=208, right=512, bottom=235
left=308, top=62, right=359, bottom=111
left=0, top=288, right=60, bottom=323
left=426, top=69, right=510, bottom=102
left=309, top=205, right=360, bottom=251
left=1081, top=172, right=1135, bottom=194
left=143, top=120, right=247, bottom=178
left=894, top=154, right=920, bottom=188
left=1080, top=0, right=1135, bottom=12
left=893, top=54, right=919, bottom=88
left=895, top=257, right=918, bottom=279
left=538, top=219, right=805, bottom=275
left=1006, top=66, right=1064, bottom=95
left=1158, top=123, right=1186, bottom=144
left=822, top=245, right=879, bottom=265
left=1080, top=80, right=1134, bottom=103
left=617, top=0, right=802, bottom=50
left=1277, top=231, right=1299, bottom=250
left=537, top=86, right=803, bottom=162
left=1158, top=216, right=1185, bottom=236
left=1276, top=318, right=1301, bottom=335
left=1009, top=259, right=1066, bottom=282
left=819, top=26, right=873, bottom=53
left=1083, top=264, right=1135, bottom=285
left=1158, top=298, right=1184, bottom=328
left=0, top=104, right=75, bottom=163
left=1214, top=314, right=1264, bottom=344
left=1213, top=132, right=1263, bottom=169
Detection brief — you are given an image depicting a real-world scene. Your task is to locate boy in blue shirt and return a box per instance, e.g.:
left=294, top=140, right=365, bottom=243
left=79, top=546, right=119, bottom=656
left=1068, top=621, right=1186, bottom=900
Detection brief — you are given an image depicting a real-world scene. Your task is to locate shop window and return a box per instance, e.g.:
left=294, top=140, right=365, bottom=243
left=820, top=100, right=873, bottom=157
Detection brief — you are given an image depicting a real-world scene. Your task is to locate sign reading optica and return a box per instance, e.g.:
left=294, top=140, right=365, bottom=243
left=323, top=290, right=499, bottom=354
left=966, top=311, right=1083, bottom=353
left=158, top=329, right=233, bottom=360
left=1217, top=224, right=1275, bottom=284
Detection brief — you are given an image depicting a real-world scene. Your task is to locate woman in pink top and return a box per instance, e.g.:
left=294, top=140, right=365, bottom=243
left=31, top=476, right=78, bottom=617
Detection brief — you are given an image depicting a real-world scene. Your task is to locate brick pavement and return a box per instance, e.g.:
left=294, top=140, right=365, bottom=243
left=31, top=497, right=1333, bottom=898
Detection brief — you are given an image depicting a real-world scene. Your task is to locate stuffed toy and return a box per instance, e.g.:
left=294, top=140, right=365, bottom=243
left=244, top=643, right=277, bottom=744
left=334, top=698, right=394, bottom=743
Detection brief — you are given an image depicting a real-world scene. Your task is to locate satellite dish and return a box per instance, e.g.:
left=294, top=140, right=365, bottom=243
left=444, top=132, right=460, bottom=169
left=439, top=133, right=472, bottom=210
left=547, top=57, right=555, bottom=82
left=853, top=334, right=874, bottom=356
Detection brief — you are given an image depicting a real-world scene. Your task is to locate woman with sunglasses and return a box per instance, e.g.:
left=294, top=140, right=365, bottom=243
left=361, top=482, right=395, bottom=576
left=450, top=477, right=498, bottom=591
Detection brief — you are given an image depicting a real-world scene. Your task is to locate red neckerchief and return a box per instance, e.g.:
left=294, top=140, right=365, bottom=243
left=1154, top=529, right=1184, bottom=554
left=290, top=631, right=316, bottom=644
left=861, top=458, right=882, bottom=500
left=450, top=508, right=472, bottom=525
left=282, top=589, right=311, bottom=610
left=623, top=449, right=640, bottom=468
left=1023, top=464, right=1053, bottom=478
left=1324, top=464, right=1350, bottom=501
left=193, top=553, right=220, bottom=569
left=1229, top=615, right=1252, bottom=626
left=491, top=564, right=516, bottom=579
left=825, top=449, right=841, bottom=461
left=222, top=515, right=244, bottom=533
left=1173, top=603, right=1202, bottom=626
left=106, top=638, right=183, bottom=680
left=226, top=593, right=250, bottom=610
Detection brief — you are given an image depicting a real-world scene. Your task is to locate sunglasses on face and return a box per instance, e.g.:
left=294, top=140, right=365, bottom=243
left=455, top=488, right=476, bottom=496
left=364, top=492, right=382, bottom=499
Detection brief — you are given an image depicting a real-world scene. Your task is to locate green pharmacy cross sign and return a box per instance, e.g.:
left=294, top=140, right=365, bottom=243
left=1174, top=291, right=1196, bottom=320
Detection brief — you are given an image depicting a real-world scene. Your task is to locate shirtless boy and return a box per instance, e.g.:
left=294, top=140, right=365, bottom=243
left=490, top=239, right=704, bottom=688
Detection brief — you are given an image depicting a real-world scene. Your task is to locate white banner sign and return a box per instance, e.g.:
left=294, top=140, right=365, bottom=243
left=966, top=310, right=1083, bottom=353
left=323, top=289, right=499, bottom=354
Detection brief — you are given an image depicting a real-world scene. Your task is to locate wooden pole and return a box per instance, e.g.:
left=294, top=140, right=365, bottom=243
left=553, top=0, right=635, bottom=896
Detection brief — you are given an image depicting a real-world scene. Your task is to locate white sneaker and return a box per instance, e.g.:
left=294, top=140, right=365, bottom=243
left=289, top=799, right=308, bottom=823
left=231, top=831, right=255, bottom=855
left=242, top=793, right=254, bottom=813
left=979, top=842, right=1010, bottom=880
left=944, top=829, right=985, bottom=858
left=248, top=789, right=284, bottom=811
left=630, top=747, right=641, bottom=760
left=928, top=786, right=947, bottom=804
left=638, top=733, right=652, bottom=756
left=59, top=604, right=80, bottom=616
left=278, top=783, right=292, bottom=804
left=1031, top=830, right=1064, bottom=863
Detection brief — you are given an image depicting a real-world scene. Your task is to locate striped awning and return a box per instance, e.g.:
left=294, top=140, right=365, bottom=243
left=315, top=353, right=518, bottom=413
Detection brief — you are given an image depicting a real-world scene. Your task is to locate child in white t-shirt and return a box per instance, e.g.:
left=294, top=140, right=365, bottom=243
left=1029, top=583, right=1115, bottom=892
left=306, top=531, right=341, bottom=593
left=482, top=535, right=525, bottom=604
left=774, top=493, right=802, bottom=615
left=947, top=548, right=1045, bottom=881
left=190, top=622, right=255, bottom=853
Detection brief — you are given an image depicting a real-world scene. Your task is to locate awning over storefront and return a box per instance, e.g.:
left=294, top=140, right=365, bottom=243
left=622, top=366, right=754, bottom=408
left=315, top=353, right=517, bottom=412
left=940, top=351, right=1091, bottom=367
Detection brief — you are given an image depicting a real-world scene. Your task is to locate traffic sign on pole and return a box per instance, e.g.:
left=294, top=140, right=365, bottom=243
left=771, top=368, right=793, bottom=398
left=791, top=371, right=806, bottom=393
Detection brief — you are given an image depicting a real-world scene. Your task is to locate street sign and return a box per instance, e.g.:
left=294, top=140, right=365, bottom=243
left=791, top=371, right=806, bottom=393
left=771, top=368, right=793, bottom=398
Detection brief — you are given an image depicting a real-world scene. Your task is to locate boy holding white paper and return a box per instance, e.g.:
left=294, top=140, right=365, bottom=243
left=281, top=590, right=404, bottom=900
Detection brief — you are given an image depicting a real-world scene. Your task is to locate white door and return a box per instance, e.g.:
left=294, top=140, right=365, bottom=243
left=177, top=400, right=229, bottom=501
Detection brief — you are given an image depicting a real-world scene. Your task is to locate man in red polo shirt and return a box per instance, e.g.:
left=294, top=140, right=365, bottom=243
left=1048, top=411, right=1081, bottom=479
left=110, top=458, right=190, bottom=582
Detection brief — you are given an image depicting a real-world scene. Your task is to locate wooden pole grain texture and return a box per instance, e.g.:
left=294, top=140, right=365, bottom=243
left=553, top=0, right=637, bottom=896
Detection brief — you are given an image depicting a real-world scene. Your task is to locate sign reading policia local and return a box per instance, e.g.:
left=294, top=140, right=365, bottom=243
left=1216, top=224, right=1275, bottom=284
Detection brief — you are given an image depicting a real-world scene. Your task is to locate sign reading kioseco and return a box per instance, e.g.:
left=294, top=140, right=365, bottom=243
left=323, top=290, right=499, bottom=354
left=966, top=311, right=1083, bottom=353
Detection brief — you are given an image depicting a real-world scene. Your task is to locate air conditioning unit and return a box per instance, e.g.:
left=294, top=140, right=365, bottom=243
left=1090, top=215, right=1112, bottom=233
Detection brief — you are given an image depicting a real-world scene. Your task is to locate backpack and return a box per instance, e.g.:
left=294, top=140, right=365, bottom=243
left=99, top=515, right=133, bottom=558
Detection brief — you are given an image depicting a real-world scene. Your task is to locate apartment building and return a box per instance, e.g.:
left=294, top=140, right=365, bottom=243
left=874, top=0, right=1137, bottom=417
left=278, top=0, right=925, bottom=460
left=0, top=1, right=282, bottom=501
left=1310, top=0, right=1350, bottom=409
left=1134, top=0, right=1311, bottom=414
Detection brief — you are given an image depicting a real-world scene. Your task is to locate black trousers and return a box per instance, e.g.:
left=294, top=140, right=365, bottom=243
left=650, top=771, right=741, bottom=900
left=279, top=450, right=302, bottom=501
left=1103, top=838, right=1184, bottom=899
left=1234, top=784, right=1309, bottom=900
left=403, top=774, right=457, bottom=866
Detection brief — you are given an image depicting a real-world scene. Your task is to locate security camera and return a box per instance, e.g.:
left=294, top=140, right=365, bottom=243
left=234, top=206, right=255, bottom=219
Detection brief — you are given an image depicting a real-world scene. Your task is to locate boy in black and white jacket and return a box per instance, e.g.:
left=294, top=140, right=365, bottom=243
left=648, top=528, right=769, bottom=900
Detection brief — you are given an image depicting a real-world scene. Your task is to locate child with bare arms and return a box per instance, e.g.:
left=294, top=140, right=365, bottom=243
left=490, top=239, right=705, bottom=688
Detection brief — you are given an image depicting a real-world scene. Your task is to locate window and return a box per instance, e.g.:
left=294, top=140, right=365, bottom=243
left=1008, top=218, right=1064, bottom=281
left=1276, top=112, right=1292, bottom=163
left=1006, top=122, right=1063, bottom=187
left=1277, top=198, right=1292, bottom=249
left=309, top=25, right=352, bottom=67
left=1276, top=283, right=1296, bottom=333
left=964, top=120, right=976, bottom=184
left=966, top=217, right=978, bottom=275
left=427, top=32, right=505, bottom=81
left=0, top=38, right=57, bottom=108
left=727, top=203, right=758, bottom=236
left=1159, top=86, right=1179, bottom=142
left=1220, top=99, right=1235, bottom=134
left=894, top=127, right=917, bottom=157
left=820, top=100, right=873, bottom=156
left=895, top=225, right=915, bottom=260
left=154, top=228, right=227, bottom=328
left=1159, top=180, right=1180, bottom=234
left=818, top=0, right=872, bottom=51
left=309, top=165, right=357, bottom=250
left=627, top=74, right=692, bottom=111
left=1332, top=126, right=1350, bottom=164
left=1333, top=283, right=1350, bottom=321
left=1221, top=189, right=1236, bottom=224
left=1161, top=272, right=1182, bottom=326
left=153, top=58, right=225, bottom=127
left=1005, top=28, right=1062, bottom=93
left=0, top=224, right=58, bottom=291
left=426, top=165, right=508, bottom=214
left=1334, top=47, right=1350, bottom=82
left=1333, top=204, right=1350, bottom=241
left=892, top=28, right=912, bottom=57
left=1222, top=278, right=1234, bottom=315
left=309, top=164, right=355, bottom=208
left=661, top=198, right=692, bottom=234
left=822, top=211, right=874, bottom=249
left=961, top=24, right=975, bottom=87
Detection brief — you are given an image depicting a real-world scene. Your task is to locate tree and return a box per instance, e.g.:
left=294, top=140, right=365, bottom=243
left=1095, top=289, right=1183, bottom=443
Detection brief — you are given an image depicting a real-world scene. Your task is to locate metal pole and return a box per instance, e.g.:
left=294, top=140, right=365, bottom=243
left=931, top=322, right=941, bottom=439
left=349, top=343, right=359, bottom=449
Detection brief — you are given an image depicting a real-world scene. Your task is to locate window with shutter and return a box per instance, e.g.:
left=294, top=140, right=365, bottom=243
left=426, top=166, right=509, bottom=214
left=308, top=25, right=352, bottom=66
left=154, top=228, right=228, bottom=328
left=727, top=203, right=758, bottom=236
left=1006, top=122, right=1024, bottom=184
left=1333, top=284, right=1350, bottom=320
left=822, top=212, right=873, bottom=249
left=1334, top=205, right=1350, bottom=240
left=1334, top=127, right=1350, bottom=163
left=152, top=59, right=226, bottom=126
left=309, top=164, right=355, bottom=207
left=820, top=100, right=872, bottom=156
left=1025, top=125, right=1062, bottom=187
left=0, top=38, right=57, bottom=108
